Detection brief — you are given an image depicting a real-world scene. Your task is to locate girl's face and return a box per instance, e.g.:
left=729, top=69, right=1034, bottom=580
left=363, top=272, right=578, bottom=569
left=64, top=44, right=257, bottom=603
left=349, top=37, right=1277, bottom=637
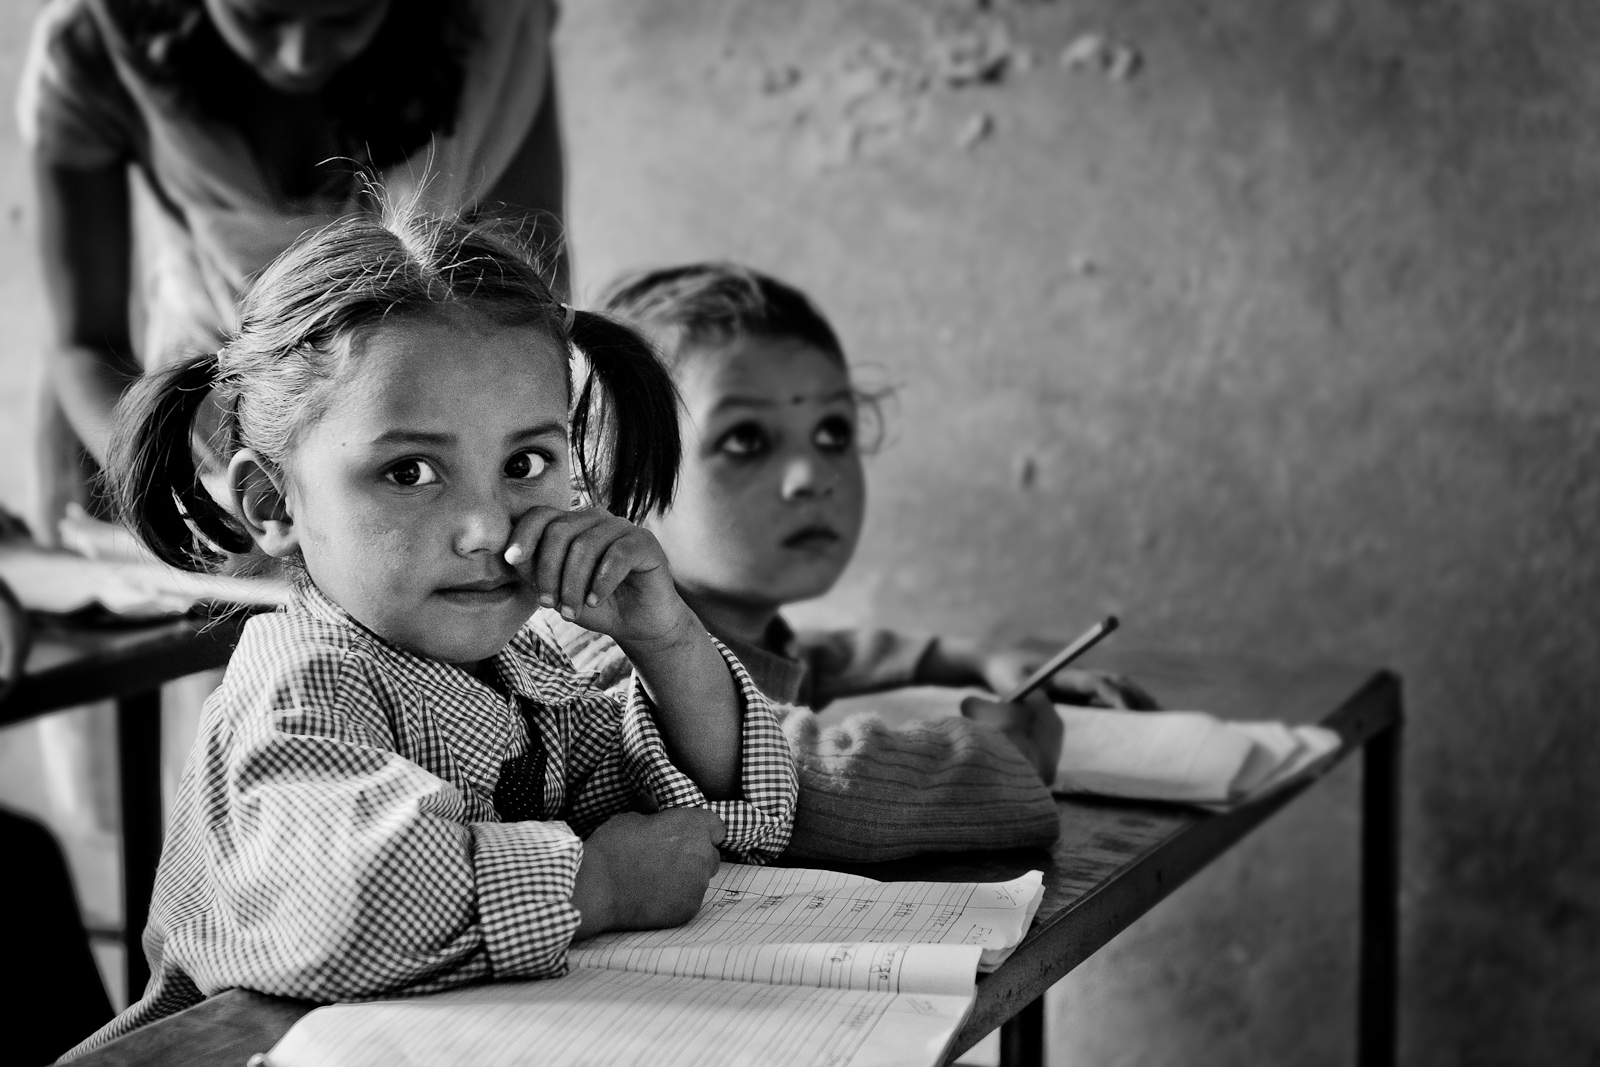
left=646, top=336, right=866, bottom=617
left=277, top=312, right=571, bottom=665
left=204, top=0, right=391, bottom=95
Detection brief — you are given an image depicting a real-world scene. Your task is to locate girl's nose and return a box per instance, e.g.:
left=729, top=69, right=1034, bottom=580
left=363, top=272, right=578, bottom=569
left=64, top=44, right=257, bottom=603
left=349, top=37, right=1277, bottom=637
left=780, top=455, right=833, bottom=501
left=454, top=496, right=513, bottom=557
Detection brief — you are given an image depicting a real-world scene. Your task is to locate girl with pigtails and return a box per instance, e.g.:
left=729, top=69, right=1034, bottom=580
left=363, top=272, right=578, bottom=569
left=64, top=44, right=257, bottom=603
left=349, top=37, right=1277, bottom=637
left=67, top=207, right=797, bottom=1057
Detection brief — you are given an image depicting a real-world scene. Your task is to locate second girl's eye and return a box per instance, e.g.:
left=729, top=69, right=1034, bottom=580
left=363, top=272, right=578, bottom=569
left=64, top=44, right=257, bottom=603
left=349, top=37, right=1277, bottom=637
left=814, top=415, right=855, bottom=452
left=716, top=422, right=771, bottom=457
left=505, top=450, right=550, bottom=480
left=385, top=458, right=440, bottom=487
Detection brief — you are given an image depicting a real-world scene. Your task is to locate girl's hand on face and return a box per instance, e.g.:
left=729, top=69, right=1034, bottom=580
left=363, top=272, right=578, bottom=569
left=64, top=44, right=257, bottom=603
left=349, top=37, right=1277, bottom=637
left=504, top=506, right=688, bottom=646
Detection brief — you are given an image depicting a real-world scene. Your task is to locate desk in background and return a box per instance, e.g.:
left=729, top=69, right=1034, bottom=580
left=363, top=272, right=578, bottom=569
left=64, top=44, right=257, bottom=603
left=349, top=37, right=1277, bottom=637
left=66, top=649, right=1401, bottom=1067
left=3, top=613, right=251, bottom=999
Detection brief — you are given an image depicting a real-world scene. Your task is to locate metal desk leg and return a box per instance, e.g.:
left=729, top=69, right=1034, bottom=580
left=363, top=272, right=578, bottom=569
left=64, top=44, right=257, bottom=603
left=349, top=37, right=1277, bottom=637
left=999, top=995, right=1044, bottom=1067
left=117, top=690, right=162, bottom=1003
left=1358, top=716, right=1402, bottom=1067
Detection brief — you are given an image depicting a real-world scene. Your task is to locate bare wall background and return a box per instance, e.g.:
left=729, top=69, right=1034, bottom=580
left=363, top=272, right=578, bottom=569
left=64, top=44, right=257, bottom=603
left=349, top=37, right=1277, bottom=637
left=558, top=1, right=1598, bottom=1064
left=0, top=0, right=1595, bottom=1062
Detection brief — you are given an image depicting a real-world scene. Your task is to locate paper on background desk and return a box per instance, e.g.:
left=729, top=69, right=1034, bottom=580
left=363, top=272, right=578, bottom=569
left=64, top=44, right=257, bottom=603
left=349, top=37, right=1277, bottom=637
left=823, top=686, right=1340, bottom=810
left=0, top=545, right=290, bottom=618
left=1051, top=706, right=1341, bottom=808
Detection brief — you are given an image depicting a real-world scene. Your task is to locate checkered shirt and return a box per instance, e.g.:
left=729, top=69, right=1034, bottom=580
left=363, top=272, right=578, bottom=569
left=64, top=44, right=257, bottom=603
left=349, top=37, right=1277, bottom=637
left=68, top=583, right=796, bottom=1056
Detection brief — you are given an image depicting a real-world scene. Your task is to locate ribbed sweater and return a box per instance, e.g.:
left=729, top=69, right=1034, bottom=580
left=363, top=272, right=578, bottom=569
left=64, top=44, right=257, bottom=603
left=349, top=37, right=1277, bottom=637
left=554, top=618, right=1060, bottom=863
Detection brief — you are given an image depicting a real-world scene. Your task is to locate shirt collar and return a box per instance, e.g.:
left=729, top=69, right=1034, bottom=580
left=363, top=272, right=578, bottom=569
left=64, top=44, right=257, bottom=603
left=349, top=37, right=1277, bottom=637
left=288, top=582, right=590, bottom=707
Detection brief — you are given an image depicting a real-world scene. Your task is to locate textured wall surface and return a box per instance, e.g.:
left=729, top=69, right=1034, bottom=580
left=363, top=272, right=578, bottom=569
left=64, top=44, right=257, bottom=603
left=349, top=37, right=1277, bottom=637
left=0, top=0, right=1596, bottom=1062
left=558, top=1, right=1599, bottom=1064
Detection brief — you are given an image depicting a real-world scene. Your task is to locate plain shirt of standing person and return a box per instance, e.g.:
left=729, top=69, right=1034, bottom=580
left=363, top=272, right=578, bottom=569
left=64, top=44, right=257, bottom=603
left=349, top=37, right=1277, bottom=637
left=17, top=0, right=565, bottom=538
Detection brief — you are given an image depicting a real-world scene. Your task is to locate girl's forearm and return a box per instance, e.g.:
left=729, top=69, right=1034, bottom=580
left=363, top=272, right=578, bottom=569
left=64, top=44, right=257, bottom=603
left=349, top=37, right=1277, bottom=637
left=620, top=611, right=743, bottom=799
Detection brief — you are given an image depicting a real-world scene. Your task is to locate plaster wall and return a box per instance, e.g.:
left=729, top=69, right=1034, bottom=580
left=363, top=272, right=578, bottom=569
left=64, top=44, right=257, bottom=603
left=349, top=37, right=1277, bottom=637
left=558, top=2, right=1600, bottom=1063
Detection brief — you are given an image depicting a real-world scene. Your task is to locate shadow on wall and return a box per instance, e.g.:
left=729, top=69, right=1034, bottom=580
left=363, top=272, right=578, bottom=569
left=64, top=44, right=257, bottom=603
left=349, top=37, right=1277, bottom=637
left=560, top=1, right=1600, bottom=1064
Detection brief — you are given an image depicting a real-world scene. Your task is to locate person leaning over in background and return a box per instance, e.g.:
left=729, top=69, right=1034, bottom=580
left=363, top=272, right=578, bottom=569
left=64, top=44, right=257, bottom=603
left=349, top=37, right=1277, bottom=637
left=18, top=0, right=567, bottom=539
left=555, top=262, right=1159, bottom=863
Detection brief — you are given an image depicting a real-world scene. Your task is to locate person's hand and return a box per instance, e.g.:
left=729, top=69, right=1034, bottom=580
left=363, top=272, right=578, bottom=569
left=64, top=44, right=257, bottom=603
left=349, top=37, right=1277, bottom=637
left=960, top=692, right=1065, bottom=785
left=503, top=507, right=686, bottom=649
left=571, top=809, right=726, bottom=938
left=977, top=639, right=1159, bottom=710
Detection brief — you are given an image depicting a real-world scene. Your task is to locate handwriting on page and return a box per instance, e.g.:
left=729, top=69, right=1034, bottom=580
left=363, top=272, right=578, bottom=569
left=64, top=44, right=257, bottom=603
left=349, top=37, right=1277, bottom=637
left=568, top=865, right=1042, bottom=981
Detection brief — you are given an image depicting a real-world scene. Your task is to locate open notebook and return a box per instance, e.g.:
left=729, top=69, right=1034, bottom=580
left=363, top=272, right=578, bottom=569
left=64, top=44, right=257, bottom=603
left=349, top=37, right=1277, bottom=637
left=259, top=863, right=1044, bottom=1067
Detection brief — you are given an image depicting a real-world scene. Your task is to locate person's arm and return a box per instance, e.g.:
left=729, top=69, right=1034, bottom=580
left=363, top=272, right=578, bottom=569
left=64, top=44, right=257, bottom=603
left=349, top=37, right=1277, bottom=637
left=540, top=623, right=796, bottom=863
left=507, top=508, right=748, bottom=799
left=33, top=159, right=138, bottom=467
left=483, top=62, right=569, bottom=299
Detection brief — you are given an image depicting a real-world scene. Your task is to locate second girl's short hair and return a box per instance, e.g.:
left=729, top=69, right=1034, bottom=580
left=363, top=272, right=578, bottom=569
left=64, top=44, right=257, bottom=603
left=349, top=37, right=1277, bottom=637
left=596, top=263, right=847, bottom=369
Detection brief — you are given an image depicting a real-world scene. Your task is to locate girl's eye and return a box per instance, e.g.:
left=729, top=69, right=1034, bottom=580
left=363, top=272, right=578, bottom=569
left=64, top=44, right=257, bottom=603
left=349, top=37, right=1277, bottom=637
left=505, top=450, right=550, bottom=480
left=716, top=423, right=771, bottom=457
left=814, top=415, right=855, bottom=453
left=385, top=458, right=440, bottom=487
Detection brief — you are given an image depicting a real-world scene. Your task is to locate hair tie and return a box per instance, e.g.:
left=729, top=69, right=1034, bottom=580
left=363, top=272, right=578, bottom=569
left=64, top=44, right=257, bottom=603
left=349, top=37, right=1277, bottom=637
left=560, top=303, right=576, bottom=331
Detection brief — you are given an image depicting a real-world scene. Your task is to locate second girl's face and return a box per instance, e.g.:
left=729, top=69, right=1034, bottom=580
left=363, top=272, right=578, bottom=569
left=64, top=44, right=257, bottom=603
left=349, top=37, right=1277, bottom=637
left=281, top=312, right=570, bottom=666
left=205, top=0, right=391, bottom=95
left=646, top=336, right=867, bottom=615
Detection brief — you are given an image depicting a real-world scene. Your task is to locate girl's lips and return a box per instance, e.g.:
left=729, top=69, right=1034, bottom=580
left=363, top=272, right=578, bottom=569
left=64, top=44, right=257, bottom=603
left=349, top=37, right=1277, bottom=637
left=782, top=526, right=841, bottom=549
left=436, top=578, right=522, bottom=603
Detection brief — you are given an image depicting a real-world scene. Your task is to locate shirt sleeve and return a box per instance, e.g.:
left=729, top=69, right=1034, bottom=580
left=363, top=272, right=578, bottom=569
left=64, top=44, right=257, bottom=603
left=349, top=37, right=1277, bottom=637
left=779, top=708, right=1061, bottom=863
left=152, top=634, right=584, bottom=1005
left=17, top=0, right=140, bottom=168
left=552, top=635, right=797, bottom=862
left=795, top=627, right=938, bottom=709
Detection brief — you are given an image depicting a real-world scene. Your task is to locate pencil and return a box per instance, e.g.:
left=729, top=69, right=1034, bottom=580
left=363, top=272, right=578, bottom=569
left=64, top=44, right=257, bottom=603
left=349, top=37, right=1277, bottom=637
left=998, top=615, right=1119, bottom=703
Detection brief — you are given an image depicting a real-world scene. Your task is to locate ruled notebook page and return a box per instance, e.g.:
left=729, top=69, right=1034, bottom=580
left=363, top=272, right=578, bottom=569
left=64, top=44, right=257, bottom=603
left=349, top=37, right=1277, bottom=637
left=571, top=864, right=1045, bottom=973
left=264, top=968, right=974, bottom=1067
left=570, top=940, right=983, bottom=996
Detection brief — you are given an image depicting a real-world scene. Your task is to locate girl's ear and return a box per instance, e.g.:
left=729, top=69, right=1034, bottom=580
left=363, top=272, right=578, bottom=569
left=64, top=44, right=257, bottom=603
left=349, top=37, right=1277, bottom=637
left=228, top=449, right=298, bottom=559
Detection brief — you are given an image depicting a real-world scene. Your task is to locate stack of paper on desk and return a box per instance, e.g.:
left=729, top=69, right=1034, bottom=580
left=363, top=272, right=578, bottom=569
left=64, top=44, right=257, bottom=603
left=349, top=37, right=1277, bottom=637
left=262, top=863, right=1045, bottom=1067
left=1051, top=706, right=1341, bottom=809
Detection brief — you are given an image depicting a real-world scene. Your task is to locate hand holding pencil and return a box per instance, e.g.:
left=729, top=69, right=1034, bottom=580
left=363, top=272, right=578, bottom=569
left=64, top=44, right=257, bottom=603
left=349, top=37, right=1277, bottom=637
left=961, top=617, right=1153, bottom=784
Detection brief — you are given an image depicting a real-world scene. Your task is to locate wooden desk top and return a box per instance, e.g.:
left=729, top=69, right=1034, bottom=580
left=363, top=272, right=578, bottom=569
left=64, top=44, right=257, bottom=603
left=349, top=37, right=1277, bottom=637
left=2, top=612, right=250, bottom=725
left=70, top=650, right=1401, bottom=1067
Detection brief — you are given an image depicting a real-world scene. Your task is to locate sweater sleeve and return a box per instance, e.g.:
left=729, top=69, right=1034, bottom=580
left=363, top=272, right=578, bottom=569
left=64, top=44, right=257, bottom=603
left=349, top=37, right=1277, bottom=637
left=779, top=707, right=1061, bottom=863
left=793, top=627, right=937, bottom=709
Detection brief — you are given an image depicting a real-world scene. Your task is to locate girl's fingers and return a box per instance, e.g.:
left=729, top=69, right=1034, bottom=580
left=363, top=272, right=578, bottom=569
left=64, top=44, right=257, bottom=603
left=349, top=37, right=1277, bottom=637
left=504, top=505, right=566, bottom=571
left=583, top=530, right=655, bottom=608
left=527, top=509, right=608, bottom=610
left=558, top=521, right=627, bottom=618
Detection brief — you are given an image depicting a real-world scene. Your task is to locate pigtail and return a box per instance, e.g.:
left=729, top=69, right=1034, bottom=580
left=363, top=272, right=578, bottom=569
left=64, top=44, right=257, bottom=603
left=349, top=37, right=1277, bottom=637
left=567, top=310, right=681, bottom=523
left=108, top=352, right=252, bottom=572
